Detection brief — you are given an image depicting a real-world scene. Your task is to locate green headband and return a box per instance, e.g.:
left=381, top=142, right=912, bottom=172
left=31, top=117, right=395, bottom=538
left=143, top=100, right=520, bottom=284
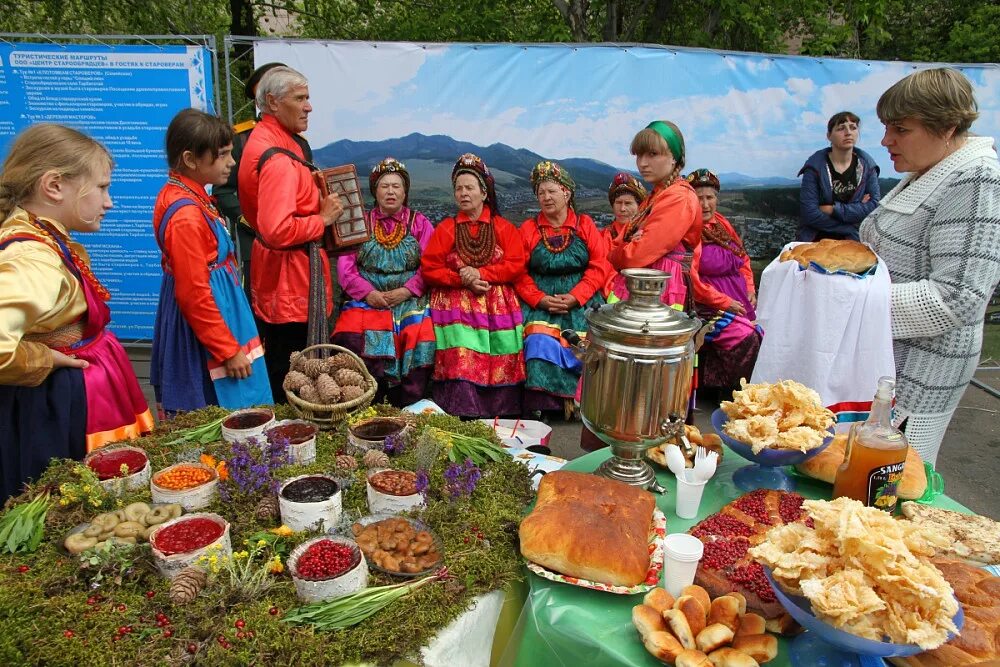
left=646, top=121, right=683, bottom=162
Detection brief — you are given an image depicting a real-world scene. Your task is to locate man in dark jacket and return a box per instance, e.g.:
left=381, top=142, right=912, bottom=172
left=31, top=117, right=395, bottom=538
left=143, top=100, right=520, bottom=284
left=796, top=111, right=881, bottom=241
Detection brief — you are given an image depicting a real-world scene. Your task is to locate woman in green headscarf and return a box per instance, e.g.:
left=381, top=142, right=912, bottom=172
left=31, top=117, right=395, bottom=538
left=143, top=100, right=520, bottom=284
left=514, top=160, right=609, bottom=417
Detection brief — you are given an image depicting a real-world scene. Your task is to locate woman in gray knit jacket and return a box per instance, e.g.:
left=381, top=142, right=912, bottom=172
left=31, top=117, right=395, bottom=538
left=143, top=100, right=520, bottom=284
left=861, top=68, right=1000, bottom=465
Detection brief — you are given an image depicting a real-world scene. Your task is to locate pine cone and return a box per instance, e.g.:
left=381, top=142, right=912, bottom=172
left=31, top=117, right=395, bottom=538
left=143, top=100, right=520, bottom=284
left=282, top=370, right=310, bottom=393
left=301, top=357, right=326, bottom=379
left=255, top=495, right=280, bottom=522
left=297, top=382, right=319, bottom=403
left=315, top=373, right=342, bottom=404
left=327, top=353, right=357, bottom=372
left=340, top=385, right=364, bottom=402
left=334, top=368, right=364, bottom=387
left=363, top=449, right=390, bottom=468
left=335, top=454, right=358, bottom=471
left=289, top=350, right=306, bottom=372
left=169, top=566, right=207, bottom=604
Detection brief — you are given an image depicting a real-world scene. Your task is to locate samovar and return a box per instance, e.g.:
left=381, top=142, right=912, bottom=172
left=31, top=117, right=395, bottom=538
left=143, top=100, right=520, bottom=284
left=567, top=268, right=701, bottom=493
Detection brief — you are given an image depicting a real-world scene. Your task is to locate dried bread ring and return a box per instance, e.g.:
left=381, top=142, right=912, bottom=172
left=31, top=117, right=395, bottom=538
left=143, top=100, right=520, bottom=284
left=64, top=532, right=98, bottom=554
left=123, top=502, right=152, bottom=524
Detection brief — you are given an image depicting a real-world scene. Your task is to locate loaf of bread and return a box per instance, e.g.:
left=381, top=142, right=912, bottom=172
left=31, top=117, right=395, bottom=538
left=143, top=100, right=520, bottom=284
left=519, top=471, right=656, bottom=587
left=794, top=434, right=927, bottom=499
left=889, top=558, right=1000, bottom=666
left=779, top=239, right=877, bottom=274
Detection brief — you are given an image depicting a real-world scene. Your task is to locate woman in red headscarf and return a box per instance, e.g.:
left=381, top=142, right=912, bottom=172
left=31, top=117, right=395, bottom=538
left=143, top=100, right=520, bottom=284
left=420, top=153, right=527, bottom=417
left=333, top=157, right=436, bottom=406
left=601, top=172, right=646, bottom=300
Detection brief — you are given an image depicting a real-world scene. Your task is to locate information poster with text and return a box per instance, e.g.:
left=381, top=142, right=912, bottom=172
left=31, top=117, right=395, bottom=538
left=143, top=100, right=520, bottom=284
left=0, top=43, right=214, bottom=340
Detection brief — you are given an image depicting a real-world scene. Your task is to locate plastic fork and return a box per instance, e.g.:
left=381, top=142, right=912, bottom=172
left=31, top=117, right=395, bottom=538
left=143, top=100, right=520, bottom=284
left=693, top=447, right=718, bottom=482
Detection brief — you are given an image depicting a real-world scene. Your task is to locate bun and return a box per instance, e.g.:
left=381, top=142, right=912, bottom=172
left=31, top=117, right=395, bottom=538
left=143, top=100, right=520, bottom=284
left=664, top=608, right=697, bottom=650
left=696, top=623, right=735, bottom=653
left=683, top=584, right=713, bottom=617
left=764, top=613, right=801, bottom=636
left=707, top=647, right=760, bottom=667
left=731, top=634, right=778, bottom=663
left=676, top=649, right=714, bottom=667
left=724, top=592, right=747, bottom=616
left=794, top=435, right=926, bottom=499
left=779, top=239, right=877, bottom=274
left=519, top=471, right=656, bottom=586
left=643, top=631, right=686, bottom=663
left=708, top=595, right=742, bottom=632
left=734, top=613, right=766, bottom=637
left=644, top=587, right=676, bottom=615
left=633, top=604, right=668, bottom=637
left=676, top=595, right=708, bottom=636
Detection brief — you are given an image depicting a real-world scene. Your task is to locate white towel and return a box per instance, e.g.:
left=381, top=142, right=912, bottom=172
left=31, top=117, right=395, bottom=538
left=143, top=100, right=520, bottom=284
left=750, top=243, right=896, bottom=427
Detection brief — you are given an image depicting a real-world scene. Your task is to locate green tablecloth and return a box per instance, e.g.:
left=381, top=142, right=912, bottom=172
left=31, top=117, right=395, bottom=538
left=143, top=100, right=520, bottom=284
left=500, top=446, right=969, bottom=667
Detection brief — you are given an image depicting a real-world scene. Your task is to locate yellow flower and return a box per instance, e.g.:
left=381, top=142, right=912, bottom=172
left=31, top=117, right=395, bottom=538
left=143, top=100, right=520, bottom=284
left=59, top=498, right=69, bottom=506
left=270, top=525, right=293, bottom=537
left=257, top=539, right=267, bottom=547
left=89, top=498, right=101, bottom=507
left=209, top=555, right=218, bottom=564
left=269, top=558, right=284, bottom=574
left=82, top=484, right=91, bottom=492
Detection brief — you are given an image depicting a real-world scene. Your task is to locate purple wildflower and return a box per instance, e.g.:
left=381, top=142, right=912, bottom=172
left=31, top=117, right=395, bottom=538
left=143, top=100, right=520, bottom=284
left=415, top=468, right=430, bottom=500
left=219, top=436, right=290, bottom=504
left=383, top=433, right=405, bottom=456
left=443, top=458, right=481, bottom=500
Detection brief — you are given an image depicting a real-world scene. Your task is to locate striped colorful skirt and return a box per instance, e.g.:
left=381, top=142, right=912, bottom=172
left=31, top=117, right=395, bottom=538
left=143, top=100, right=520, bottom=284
left=429, top=284, right=525, bottom=417
left=332, top=296, right=435, bottom=405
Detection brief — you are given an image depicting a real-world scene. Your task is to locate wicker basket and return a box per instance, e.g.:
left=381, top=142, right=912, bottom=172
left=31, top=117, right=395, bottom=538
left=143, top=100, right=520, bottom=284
left=285, top=344, right=376, bottom=430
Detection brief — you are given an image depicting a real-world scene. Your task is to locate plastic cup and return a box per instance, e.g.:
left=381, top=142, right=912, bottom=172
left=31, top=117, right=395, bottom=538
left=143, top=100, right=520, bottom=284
left=662, top=533, right=704, bottom=598
left=675, top=468, right=708, bottom=519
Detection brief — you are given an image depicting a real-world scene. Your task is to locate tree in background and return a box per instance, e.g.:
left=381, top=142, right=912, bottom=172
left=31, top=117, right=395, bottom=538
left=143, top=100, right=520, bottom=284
left=0, top=0, right=995, bottom=63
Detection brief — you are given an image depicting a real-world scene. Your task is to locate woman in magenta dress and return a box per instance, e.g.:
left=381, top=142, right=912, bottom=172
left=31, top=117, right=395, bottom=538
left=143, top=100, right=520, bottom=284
left=686, top=169, right=762, bottom=391
left=333, top=157, right=436, bottom=406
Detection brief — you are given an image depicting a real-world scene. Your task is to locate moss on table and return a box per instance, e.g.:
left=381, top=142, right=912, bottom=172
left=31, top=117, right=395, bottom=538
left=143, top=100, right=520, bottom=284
left=0, top=405, right=533, bottom=666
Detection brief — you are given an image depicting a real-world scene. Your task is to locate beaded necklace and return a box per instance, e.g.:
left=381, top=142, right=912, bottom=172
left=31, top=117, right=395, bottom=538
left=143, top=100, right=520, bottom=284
left=455, top=218, right=496, bottom=267
left=703, top=219, right=748, bottom=258
left=539, top=218, right=574, bottom=254
left=26, top=213, right=111, bottom=302
left=167, top=175, right=220, bottom=219
left=373, top=211, right=408, bottom=250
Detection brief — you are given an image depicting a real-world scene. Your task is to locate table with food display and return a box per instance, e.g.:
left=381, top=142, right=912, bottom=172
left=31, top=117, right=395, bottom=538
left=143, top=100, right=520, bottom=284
left=0, top=349, right=537, bottom=666
left=503, top=249, right=998, bottom=667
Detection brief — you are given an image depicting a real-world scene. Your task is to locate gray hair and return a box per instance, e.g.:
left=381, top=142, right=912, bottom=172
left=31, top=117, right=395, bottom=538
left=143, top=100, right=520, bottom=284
left=255, top=66, right=309, bottom=111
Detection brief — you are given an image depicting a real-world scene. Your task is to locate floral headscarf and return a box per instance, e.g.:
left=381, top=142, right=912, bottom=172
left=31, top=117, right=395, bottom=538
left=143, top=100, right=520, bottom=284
left=530, top=160, right=576, bottom=210
left=607, top=172, right=647, bottom=205
left=686, top=168, right=721, bottom=192
left=369, top=157, right=411, bottom=206
left=451, top=153, right=500, bottom=215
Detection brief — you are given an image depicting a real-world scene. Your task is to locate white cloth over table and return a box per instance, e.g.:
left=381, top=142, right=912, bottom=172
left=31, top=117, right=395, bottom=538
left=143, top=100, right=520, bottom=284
left=750, top=243, right=895, bottom=427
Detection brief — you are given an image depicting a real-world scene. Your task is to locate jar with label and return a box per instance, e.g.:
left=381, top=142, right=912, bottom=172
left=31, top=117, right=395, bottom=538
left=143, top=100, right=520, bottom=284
left=833, top=376, right=909, bottom=513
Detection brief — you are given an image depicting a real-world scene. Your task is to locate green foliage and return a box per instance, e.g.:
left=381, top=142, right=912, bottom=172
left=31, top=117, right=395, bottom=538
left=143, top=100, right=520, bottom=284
left=0, top=492, right=51, bottom=554
left=0, top=0, right=229, bottom=35
left=0, top=406, right=534, bottom=666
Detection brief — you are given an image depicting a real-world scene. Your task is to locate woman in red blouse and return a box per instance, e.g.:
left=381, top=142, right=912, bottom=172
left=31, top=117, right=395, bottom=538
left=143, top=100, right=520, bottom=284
left=601, top=172, right=646, bottom=300
left=420, top=153, right=526, bottom=417
left=150, top=109, right=271, bottom=415
left=607, top=121, right=701, bottom=309
left=515, top=161, right=607, bottom=417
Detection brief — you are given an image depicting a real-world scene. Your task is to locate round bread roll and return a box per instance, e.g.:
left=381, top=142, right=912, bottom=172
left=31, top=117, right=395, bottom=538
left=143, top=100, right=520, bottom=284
left=734, top=612, right=766, bottom=638
left=682, top=584, right=712, bottom=618
left=676, top=595, right=708, bottom=637
left=633, top=604, right=668, bottom=637
left=663, top=608, right=696, bottom=650
left=708, top=595, right=742, bottom=632
left=676, top=649, right=714, bottom=667
left=707, top=647, right=760, bottom=667
left=724, top=592, right=747, bottom=616
left=643, top=630, right=685, bottom=663
left=696, top=623, right=736, bottom=653
left=644, top=587, right=676, bottom=615
left=732, top=634, right=778, bottom=663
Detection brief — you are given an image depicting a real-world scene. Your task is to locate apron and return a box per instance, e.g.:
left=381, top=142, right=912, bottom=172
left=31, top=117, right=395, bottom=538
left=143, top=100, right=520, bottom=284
left=151, top=198, right=271, bottom=413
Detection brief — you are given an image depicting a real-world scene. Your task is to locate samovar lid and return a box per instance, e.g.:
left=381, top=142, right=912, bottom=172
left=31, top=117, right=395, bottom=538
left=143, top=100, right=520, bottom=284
left=586, top=268, right=701, bottom=340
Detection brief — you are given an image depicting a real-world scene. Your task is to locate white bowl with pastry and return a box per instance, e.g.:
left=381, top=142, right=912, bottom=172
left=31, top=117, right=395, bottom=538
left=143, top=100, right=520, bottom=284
left=519, top=470, right=665, bottom=594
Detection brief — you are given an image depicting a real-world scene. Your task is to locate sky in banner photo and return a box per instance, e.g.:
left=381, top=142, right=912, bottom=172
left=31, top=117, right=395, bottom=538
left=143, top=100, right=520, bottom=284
left=254, top=41, right=999, bottom=253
